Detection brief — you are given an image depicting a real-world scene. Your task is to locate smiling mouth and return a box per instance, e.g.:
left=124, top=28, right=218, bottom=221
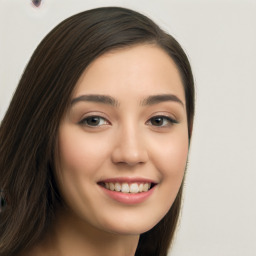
left=98, top=182, right=155, bottom=194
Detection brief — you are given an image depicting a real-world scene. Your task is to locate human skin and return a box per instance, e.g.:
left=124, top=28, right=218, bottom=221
left=26, top=44, right=189, bottom=256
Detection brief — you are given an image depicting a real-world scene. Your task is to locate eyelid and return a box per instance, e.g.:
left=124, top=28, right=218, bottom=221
left=78, top=111, right=110, bottom=120
left=148, top=111, right=178, bottom=121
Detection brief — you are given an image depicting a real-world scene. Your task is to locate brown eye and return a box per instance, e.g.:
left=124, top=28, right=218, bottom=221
left=150, top=117, right=165, bottom=126
left=148, top=116, right=177, bottom=127
left=79, top=116, right=109, bottom=127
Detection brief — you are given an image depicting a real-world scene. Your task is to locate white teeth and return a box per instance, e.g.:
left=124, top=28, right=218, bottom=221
left=104, top=182, right=151, bottom=193
left=121, top=183, right=130, bottom=193
left=130, top=183, right=139, bottom=193
left=109, top=183, right=115, bottom=191
left=115, top=182, right=121, bottom=192
left=143, top=183, right=150, bottom=192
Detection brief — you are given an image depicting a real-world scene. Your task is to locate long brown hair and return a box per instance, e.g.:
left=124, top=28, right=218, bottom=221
left=0, top=7, right=194, bottom=256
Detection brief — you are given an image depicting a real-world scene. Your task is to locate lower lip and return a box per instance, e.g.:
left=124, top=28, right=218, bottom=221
left=100, top=185, right=156, bottom=205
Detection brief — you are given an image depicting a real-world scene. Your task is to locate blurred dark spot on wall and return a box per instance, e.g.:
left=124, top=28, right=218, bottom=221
left=32, top=0, right=42, bottom=7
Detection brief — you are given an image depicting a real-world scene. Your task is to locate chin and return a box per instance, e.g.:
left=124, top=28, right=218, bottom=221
left=100, top=214, right=162, bottom=236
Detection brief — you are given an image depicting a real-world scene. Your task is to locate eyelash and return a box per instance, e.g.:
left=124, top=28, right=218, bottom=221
left=79, top=116, right=110, bottom=127
left=79, top=115, right=178, bottom=128
left=146, top=115, right=178, bottom=127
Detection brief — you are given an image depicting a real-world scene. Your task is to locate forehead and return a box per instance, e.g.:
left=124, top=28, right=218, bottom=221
left=72, top=44, right=185, bottom=102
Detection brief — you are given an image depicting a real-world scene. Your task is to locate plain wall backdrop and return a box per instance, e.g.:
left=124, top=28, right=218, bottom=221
left=0, top=0, right=256, bottom=255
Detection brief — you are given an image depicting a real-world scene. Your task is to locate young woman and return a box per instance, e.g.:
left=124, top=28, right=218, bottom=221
left=0, top=7, right=194, bottom=256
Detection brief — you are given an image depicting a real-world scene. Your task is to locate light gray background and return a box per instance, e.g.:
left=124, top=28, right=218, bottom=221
left=0, top=0, right=256, bottom=255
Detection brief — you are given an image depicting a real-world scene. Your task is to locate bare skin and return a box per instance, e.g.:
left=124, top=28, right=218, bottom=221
left=20, top=207, right=138, bottom=256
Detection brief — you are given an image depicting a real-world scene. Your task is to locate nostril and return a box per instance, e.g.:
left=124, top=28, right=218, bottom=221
left=32, top=0, right=42, bottom=7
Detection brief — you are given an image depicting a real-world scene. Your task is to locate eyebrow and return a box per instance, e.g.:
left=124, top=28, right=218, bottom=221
left=71, top=94, right=119, bottom=107
left=70, top=94, right=184, bottom=108
left=140, top=94, right=184, bottom=107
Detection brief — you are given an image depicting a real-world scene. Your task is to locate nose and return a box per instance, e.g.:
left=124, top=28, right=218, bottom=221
left=111, top=125, right=148, bottom=166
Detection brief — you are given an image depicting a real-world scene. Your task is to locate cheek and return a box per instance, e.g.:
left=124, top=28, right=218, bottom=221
left=57, top=126, right=111, bottom=177
left=56, top=126, right=113, bottom=215
left=149, top=128, right=189, bottom=200
left=166, top=136, right=188, bottom=176
left=152, top=130, right=188, bottom=176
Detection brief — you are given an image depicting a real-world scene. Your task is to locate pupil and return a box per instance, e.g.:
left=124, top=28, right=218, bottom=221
left=152, top=117, right=163, bottom=126
left=88, top=117, right=100, bottom=126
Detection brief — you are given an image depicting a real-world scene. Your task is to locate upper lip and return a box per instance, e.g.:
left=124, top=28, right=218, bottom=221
left=98, top=177, right=157, bottom=184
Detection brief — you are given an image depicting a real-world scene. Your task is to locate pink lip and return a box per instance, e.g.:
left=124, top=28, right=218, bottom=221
left=98, top=177, right=157, bottom=204
left=98, top=181, right=156, bottom=205
left=99, top=177, right=156, bottom=184
left=100, top=186, right=155, bottom=204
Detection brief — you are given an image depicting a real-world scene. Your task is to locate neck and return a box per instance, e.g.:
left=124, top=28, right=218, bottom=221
left=35, top=207, right=139, bottom=256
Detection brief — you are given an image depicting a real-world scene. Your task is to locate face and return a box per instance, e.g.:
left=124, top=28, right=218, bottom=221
left=56, top=44, right=188, bottom=235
